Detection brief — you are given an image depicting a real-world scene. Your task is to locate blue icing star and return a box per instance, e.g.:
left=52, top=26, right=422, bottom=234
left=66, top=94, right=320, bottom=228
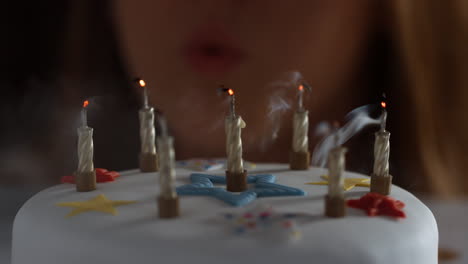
left=176, top=173, right=306, bottom=207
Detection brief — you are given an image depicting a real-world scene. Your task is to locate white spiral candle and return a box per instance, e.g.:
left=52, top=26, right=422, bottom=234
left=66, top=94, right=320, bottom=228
left=225, top=115, right=246, bottom=174
left=77, top=127, right=94, bottom=173
left=139, top=107, right=156, bottom=155
left=328, top=147, right=347, bottom=198
left=373, top=131, right=390, bottom=177
left=373, top=105, right=390, bottom=177
left=157, top=136, right=176, bottom=199
left=292, top=110, right=309, bottom=153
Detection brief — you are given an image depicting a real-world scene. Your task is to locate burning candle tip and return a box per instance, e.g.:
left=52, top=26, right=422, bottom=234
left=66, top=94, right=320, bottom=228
left=296, top=81, right=311, bottom=111
left=135, top=77, right=149, bottom=108
left=218, top=85, right=236, bottom=117
left=380, top=92, right=387, bottom=109
left=133, top=77, right=146, bottom=88
left=298, top=81, right=312, bottom=92
left=217, top=85, right=234, bottom=96
left=81, top=100, right=89, bottom=128
left=379, top=101, right=388, bottom=132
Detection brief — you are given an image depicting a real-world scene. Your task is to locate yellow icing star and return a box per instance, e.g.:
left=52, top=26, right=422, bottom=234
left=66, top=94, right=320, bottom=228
left=306, top=175, right=370, bottom=191
left=56, top=194, right=137, bottom=218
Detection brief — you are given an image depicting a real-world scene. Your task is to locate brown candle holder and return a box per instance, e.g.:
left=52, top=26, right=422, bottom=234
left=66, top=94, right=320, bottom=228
left=325, top=195, right=346, bottom=218
left=226, top=170, right=248, bottom=192
left=139, top=152, right=159, bottom=172
left=158, top=195, right=180, bottom=219
left=76, top=170, right=96, bottom=192
left=289, top=151, right=310, bottom=170
left=370, top=174, right=393, bottom=195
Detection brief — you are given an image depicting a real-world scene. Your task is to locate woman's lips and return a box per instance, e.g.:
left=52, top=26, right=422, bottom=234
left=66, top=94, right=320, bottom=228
left=183, top=28, right=246, bottom=75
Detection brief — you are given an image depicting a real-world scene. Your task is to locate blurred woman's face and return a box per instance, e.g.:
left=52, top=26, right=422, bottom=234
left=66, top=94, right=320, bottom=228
left=114, top=0, right=373, bottom=158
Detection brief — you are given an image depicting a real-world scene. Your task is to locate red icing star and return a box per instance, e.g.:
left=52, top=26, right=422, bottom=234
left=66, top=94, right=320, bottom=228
left=61, top=168, right=120, bottom=184
left=347, top=192, right=406, bottom=219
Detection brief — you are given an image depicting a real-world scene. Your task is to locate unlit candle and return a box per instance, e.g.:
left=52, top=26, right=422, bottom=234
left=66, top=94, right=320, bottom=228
left=328, top=146, right=347, bottom=198
left=157, top=135, right=176, bottom=199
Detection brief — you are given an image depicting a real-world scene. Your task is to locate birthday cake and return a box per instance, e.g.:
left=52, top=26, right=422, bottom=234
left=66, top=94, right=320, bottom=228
left=12, top=83, right=437, bottom=263
left=11, top=163, right=438, bottom=264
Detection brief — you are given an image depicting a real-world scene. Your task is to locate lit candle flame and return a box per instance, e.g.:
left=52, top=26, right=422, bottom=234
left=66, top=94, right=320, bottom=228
left=296, top=83, right=310, bottom=111
left=380, top=101, right=387, bottom=132
left=81, top=100, right=89, bottom=127
left=137, top=78, right=149, bottom=108
left=218, top=86, right=236, bottom=117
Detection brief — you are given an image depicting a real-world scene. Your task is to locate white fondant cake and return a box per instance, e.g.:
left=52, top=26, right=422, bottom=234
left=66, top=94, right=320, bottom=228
left=11, top=164, right=438, bottom=264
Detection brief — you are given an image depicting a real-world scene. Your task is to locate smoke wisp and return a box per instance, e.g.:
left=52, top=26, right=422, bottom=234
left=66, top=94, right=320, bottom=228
left=311, top=105, right=381, bottom=167
left=259, top=71, right=306, bottom=151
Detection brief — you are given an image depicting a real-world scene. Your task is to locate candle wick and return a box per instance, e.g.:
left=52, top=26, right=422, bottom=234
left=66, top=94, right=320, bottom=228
left=380, top=109, right=387, bottom=132
left=143, top=87, right=149, bottom=109
left=81, top=108, right=88, bottom=128
left=298, top=90, right=304, bottom=111
left=230, top=95, right=236, bottom=118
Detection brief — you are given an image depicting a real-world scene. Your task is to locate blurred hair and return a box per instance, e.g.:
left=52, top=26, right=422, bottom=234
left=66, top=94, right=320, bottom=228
left=394, top=1, right=468, bottom=197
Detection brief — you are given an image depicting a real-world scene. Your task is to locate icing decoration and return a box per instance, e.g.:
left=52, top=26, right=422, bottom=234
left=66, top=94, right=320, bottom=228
left=306, top=175, right=370, bottom=191
left=177, top=159, right=223, bottom=171
left=346, top=192, right=406, bottom=219
left=61, top=168, right=120, bottom=184
left=56, top=194, right=136, bottom=218
left=177, top=173, right=305, bottom=207
left=222, top=205, right=302, bottom=242
left=177, top=159, right=256, bottom=171
left=12, top=165, right=439, bottom=264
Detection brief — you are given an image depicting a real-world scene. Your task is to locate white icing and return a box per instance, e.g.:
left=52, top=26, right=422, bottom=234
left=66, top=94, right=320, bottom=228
left=11, top=164, right=438, bottom=264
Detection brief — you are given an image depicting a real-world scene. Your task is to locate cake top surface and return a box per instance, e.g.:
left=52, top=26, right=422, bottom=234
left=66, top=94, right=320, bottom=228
left=12, top=164, right=438, bottom=264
